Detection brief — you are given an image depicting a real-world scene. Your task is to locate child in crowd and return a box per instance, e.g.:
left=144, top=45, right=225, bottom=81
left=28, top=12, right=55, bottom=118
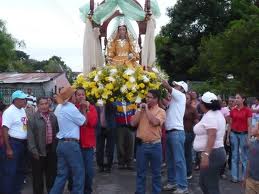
left=245, top=122, right=259, bottom=194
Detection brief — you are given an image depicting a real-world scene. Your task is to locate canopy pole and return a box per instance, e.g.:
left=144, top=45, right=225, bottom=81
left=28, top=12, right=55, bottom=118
left=90, top=0, right=94, bottom=16
left=145, top=0, right=151, bottom=16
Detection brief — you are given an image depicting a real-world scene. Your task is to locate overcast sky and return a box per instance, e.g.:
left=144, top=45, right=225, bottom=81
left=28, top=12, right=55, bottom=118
left=0, top=0, right=177, bottom=71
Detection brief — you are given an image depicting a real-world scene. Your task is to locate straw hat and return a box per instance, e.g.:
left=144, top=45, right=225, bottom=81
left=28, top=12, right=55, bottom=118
left=56, top=87, right=76, bottom=104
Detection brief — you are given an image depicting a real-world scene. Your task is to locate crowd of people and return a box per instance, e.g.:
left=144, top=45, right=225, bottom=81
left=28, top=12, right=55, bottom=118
left=0, top=82, right=258, bottom=194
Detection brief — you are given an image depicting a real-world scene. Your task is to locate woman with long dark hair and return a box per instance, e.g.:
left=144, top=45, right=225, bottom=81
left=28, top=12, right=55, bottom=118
left=193, top=92, right=226, bottom=194
left=184, top=93, right=199, bottom=180
left=228, top=93, right=252, bottom=183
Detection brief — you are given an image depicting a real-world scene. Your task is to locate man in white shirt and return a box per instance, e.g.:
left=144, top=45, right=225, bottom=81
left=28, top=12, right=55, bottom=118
left=162, top=80, right=189, bottom=194
left=0, top=90, right=28, bottom=194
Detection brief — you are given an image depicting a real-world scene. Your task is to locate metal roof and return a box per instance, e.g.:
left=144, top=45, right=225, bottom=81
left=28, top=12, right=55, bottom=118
left=0, top=73, right=63, bottom=83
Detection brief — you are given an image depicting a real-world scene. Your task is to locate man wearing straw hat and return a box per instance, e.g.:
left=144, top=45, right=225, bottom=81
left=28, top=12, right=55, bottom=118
left=49, top=87, right=87, bottom=194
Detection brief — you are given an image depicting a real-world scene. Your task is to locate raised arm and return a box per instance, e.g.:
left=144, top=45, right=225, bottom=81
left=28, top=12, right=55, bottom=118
left=162, top=80, right=172, bottom=94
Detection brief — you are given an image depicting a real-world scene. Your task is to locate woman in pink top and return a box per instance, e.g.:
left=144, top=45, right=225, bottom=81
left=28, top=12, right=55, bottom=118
left=193, top=92, right=226, bottom=194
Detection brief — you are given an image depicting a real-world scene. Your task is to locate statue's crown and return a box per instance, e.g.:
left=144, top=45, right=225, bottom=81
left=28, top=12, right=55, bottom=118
left=119, top=17, right=126, bottom=26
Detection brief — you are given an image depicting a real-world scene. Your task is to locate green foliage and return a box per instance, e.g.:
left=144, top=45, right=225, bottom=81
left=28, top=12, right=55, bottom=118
left=156, top=0, right=232, bottom=80
left=0, top=20, right=16, bottom=72
left=156, top=0, right=259, bottom=95
left=43, top=56, right=74, bottom=83
left=231, top=0, right=259, bottom=20
left=193, top=15, right=259, bottom=95
left=191, top=79, right=241, bottom=96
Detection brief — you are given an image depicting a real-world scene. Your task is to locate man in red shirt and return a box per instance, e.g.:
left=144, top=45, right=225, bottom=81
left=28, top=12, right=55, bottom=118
left=75, top=87, right=98, bottom=194
left=228, top=93, right=252, bottom=183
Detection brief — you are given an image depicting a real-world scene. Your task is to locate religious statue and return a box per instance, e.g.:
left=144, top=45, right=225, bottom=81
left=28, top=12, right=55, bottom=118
left=107, top=24, right=139, bottom=66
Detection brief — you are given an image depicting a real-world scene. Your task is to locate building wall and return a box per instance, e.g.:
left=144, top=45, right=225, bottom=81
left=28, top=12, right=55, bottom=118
left=0, top=73, right=71, bottom=104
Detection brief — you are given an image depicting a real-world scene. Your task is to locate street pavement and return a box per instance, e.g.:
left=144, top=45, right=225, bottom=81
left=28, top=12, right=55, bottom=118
left=22, top=164, right=244, bottom=194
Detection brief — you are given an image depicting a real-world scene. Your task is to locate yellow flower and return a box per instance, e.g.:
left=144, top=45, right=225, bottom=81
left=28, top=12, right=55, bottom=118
left=139, top=83, right=145, bottom=89
left=83, top=82, right=89, bottom=88
left=154, top=83, right=160, bottom=89
left=105, top=83, right=114, bottom=90
left=126, top=92, right=134, bottom=102
left=139, top=93, right=145, bottom=99
left=89, top=71, right=97, bottom=79
left=123, top=74, right=129, bottom=80
left=126, top=82, right=133, bottom=89
left=89, top=82, right=96, bottom=88
left=110, top=98, right=114, bottom=102
left=148, top=72, right=157, bottom=79
left=137, top=75, right=143, bottom=80
left=102, top=93, right=108, bottom=99
left=141, top=90, right=145, bottom=94
left=95, top=93, right=100, bottom=98
left=148, top=83, right=155, bottom=88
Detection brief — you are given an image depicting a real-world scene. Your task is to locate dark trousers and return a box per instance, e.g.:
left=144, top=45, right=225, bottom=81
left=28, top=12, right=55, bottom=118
left=0, top=138, right=26, bottom=194
left=220, top=136, right=232, bottom=175
left=96, top=127, right=115, bottom=169
left=31, top=145, right=57, bottom=194
left=116, top=126, right=134, bottom=166
left=199, top=147, right=226, bottom=194
left=184, top=132, right=194, bottom=176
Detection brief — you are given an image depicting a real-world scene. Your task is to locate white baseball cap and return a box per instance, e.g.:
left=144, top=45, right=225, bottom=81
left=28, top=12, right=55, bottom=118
left=201, top=92, right=218, bottom=104
left=173, top=81, right=188, bottom=93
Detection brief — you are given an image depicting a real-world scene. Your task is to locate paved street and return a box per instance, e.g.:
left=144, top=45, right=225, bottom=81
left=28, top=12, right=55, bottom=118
left=22, top=164, right=243, bottom=194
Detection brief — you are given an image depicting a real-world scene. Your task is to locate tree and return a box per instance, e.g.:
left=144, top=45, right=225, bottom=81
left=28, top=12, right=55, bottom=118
left=15, top=50, right=29, bottom=61
left=44, top=56, right=74, bottom=83
left=192, top=15, right=259, bottom=95
left=156, top=0, right=232, bottom=80
left=0, top=20, right=16, bottom=72
left=156, top=0, right=259, bottom=82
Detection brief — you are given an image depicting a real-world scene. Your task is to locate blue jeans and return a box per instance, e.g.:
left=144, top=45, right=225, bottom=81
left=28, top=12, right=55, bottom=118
left=49, top=141, right=85, bottom=194
left=0, top=138, right=26, bottom=194
left=166, top=130, right=188, bottom=189
left=135, top=142, right=162, bottom=194
left=81, top=148, right=94, bottom=194
left=230, top=132, right=248, bottom=181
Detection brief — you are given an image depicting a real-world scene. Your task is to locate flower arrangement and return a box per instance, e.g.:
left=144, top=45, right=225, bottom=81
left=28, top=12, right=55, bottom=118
left=74, top=65, right=167, bottom=104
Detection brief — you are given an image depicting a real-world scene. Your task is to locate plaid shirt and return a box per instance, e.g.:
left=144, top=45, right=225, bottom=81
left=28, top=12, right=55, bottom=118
left=40, top=113, right=53, bottom=144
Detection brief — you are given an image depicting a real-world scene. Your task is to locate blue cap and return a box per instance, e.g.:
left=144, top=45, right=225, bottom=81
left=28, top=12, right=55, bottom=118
left=11, top=90, right=27, bottom=101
